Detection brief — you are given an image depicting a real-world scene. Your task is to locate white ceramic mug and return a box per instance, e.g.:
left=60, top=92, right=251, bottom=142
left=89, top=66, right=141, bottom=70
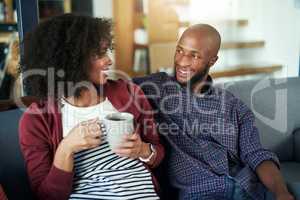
left=104, top=112, right=134, bottom=150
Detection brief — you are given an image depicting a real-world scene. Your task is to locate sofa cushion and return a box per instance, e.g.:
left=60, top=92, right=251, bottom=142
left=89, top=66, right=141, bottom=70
left=224, top=77, right=300, bottom=161
left=294, top=129, right=300, bottom=162
left=281, top=162, right=300, bottom=199
left=0, top=108, right=35, bottom=200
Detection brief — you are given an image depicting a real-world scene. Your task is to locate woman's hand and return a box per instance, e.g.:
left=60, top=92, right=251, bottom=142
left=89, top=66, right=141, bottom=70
left=60, top=118, right=102, bottom=154
left=113, top=129, right=151, bottom=160
left=54, top=118, right=102, bottom=172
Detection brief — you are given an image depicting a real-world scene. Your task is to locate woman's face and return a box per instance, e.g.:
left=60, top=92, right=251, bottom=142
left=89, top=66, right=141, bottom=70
left=88, top=44, right=112, bottom=85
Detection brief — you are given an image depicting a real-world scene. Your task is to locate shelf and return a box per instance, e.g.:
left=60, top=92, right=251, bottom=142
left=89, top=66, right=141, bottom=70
left=166, top=0, right=190, bottom=5
left=210, top=64, right=282, bottom=78
left=64, top=0, right=72, bottom=13
left=135, top=40, right=264, bottom=50
left=0, top=22, right=17, bottom=32
left=179, top=19, right=249, bottom=27
left=0, top=32, right=13, bottom=43
left=134, top=43, right=148, bottom=49
left=221, top=41, right=265, bottom=49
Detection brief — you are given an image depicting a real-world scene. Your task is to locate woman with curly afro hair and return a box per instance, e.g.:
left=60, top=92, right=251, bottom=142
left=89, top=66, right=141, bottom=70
left=19, top=14, right=164, bottom=200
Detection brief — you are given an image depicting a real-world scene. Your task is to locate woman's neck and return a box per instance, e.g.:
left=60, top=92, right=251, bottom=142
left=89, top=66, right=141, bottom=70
left=64, top=90, right=106, bottom=107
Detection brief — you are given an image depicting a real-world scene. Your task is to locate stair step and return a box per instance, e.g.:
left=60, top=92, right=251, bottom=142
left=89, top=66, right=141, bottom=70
left=211, top=64, right=282, bottom=78
left=221, top=41, right=265, bottom=49
left=179, top=19, right=249, bottom=27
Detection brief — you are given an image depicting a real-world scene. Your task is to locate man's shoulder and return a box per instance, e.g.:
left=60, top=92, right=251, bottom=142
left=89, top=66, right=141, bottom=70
left=212, top=85, right=249, bottom=110
left=132, top=72, right=171, bottom=86
left=212, top=85, right=238, bottom=101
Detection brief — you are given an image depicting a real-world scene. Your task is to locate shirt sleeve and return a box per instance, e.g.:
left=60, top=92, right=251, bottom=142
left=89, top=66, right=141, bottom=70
left=132, top=72, right=168, bottom=107
left=19, top=104, right=74, bottom=200
left=131, top=83, right=165, bottom=168
left=237, top=100, right=280, bottom=171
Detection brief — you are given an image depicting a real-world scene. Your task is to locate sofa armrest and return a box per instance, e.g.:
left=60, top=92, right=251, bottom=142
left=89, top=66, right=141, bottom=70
left=294, top=129, right=300, bottom=162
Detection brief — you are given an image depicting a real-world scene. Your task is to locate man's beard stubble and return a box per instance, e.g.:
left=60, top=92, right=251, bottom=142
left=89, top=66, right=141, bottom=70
left=176, top=65, right=210, bottom=92
left=188, top=65, right=210, bottom=89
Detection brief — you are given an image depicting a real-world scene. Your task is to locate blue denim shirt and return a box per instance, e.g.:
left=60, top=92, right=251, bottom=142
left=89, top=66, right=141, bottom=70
left=133, top=72, right=279, bottom=200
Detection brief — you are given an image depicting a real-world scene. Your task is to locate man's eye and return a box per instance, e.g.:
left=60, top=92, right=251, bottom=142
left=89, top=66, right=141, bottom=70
left=176, top=49, right=183, bottom=54
left=193, top=54, right=200, bottom=59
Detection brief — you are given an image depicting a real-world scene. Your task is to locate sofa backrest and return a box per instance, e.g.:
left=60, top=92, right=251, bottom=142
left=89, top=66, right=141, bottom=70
left=294, top=129, right=300, bottom=162
left=223, top=77, right=300, bottom=161
left=0, top=107, right=35, bottom=199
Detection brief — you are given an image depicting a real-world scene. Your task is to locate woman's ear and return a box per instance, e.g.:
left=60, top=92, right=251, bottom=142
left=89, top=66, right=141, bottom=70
left=208, top=56, right=218, bottom=67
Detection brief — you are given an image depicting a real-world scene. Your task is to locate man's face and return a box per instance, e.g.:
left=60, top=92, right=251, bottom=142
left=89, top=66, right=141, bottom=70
left=174, top=34, right=212, bottom=85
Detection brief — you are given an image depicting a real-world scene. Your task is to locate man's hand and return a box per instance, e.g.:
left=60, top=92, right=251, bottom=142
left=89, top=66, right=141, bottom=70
left=256, top=161, right=294, bottom=200
left=113, top=130, right=151, bottom=159
left=276, top=192, right=294, bottom=200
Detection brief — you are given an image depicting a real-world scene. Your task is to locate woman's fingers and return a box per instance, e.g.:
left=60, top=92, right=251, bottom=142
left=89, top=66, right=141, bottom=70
left=118, top=140, right=135, bottom=148
left=122, top=133, right=139, bottom=141
left=78, top=119, right=102, bottom=138
left=62, top=118, right=103, bottom=153
left=85, top=137, right=101, bottom=148
left=80, top=117, right=99, bottom=126
left=113, top=148, right=132, bottom=157
left=87, top=123, right=101, bottom=137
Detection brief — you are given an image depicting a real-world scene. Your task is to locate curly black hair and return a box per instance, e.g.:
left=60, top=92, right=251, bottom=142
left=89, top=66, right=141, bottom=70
left=20, top=13, right=113, bottom=99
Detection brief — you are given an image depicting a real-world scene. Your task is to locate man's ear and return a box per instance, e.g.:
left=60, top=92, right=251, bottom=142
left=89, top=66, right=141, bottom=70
left=208, top=56, right=218, bottom=67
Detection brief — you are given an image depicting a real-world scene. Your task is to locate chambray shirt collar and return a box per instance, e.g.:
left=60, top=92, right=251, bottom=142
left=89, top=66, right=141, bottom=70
left=171, top=75, right=214, bottom=96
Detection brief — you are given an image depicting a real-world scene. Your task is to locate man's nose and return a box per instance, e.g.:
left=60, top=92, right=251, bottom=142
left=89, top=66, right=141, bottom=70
left=177, top=54, right=192, bottom=67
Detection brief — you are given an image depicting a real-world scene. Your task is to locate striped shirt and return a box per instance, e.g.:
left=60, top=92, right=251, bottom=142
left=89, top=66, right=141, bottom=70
left=61, top=98, right=159, bottom=200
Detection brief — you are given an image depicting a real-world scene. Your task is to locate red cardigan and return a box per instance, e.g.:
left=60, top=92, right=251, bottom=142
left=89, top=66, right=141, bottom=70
left=0, top=185, right=7, bottom=200
left=19, top=80, right=164, bottom=200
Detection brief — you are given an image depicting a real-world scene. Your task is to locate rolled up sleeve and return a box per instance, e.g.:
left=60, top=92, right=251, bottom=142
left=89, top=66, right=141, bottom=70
left=237, top=102, right=280, bottom=171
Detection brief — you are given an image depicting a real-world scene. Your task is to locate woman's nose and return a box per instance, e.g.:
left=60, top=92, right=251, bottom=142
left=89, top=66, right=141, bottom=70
left=104, top=54, right=113, bottom=66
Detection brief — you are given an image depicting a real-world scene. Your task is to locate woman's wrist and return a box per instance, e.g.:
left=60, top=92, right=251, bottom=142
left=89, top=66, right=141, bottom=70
left=139, top=143, right=151, bottom=159
left=54, top=140, right=74, bottom=172
left=59, top=138, right=74, bottom=156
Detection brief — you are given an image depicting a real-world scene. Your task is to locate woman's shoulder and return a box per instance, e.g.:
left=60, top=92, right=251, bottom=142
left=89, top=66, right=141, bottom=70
left=19, top=99, right=60, bottom=141
left=20, top=98, right=60, bottom=128
left=24, top=98, right=58, bottom=115
left=105, top=79, right=149, bottom=113
left=106, top=79, right=141, bottom=94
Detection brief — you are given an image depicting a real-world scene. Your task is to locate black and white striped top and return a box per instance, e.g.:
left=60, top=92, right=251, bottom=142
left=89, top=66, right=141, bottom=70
left=61, top=98, right=159, bottom=200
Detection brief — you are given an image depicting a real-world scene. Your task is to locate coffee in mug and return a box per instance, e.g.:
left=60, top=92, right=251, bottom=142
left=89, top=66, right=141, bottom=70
left=104, top=112, right=134, bottom=150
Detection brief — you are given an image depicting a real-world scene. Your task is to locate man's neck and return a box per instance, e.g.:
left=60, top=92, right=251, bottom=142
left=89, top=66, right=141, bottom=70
left=191, top=74, right=211, bottom=94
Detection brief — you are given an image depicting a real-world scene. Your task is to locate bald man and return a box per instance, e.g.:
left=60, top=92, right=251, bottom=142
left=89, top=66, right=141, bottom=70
left=133, top=24, right=293, bottom=200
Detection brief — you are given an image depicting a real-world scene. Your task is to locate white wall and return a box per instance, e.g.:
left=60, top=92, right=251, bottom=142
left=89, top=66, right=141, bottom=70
left=187, top=0, right=300, bottom=78
left=216, top=0, right=300, bottom=77
left=92, top=0, right=115, bottom=69
left=93, top=0, right=113, bottom=18
left=93, top=0, right=300, bottom=78
left=239, top=0, right=300, bottom=77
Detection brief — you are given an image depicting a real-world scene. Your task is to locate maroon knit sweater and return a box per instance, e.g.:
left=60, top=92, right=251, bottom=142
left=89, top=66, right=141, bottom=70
left=19, top=80, right=164, bottom=200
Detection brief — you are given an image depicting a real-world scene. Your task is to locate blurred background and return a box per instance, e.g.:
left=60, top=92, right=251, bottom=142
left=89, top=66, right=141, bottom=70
left=0, top=0, right=299, bottom=100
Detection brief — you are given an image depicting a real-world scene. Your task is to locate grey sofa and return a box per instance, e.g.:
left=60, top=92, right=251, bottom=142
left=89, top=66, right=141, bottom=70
left=0, top=97, right=38, bottom=200
left=0, top=77, right=299, bottom=200
left=225, top=77, right=300, bottom=199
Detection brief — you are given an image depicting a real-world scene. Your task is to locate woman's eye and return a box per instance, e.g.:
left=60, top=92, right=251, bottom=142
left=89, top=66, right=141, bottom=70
left=91, top=51, right=108, bottom=60
left=92, top=54, right=100, bottom=60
